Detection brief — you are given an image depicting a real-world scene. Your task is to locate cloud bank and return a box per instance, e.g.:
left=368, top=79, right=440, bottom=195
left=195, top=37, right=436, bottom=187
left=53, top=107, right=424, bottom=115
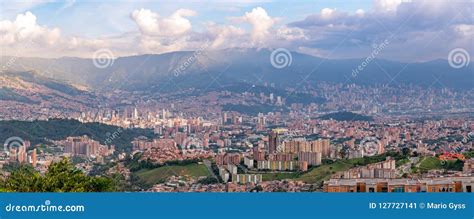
left=0, top=0, right=472, bottom=61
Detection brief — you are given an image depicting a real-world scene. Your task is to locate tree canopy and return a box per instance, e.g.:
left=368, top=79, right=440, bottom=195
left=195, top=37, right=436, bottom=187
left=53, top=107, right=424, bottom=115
left=1, top=158, right=115, bottom=192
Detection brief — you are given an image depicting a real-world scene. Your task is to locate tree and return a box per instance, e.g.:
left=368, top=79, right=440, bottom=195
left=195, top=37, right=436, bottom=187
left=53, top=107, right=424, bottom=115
left=2, top=158, right=115, bottom=192
left=402, top=147, right=411, bottom=156
left=4, top=166, right=42, bottom=192
left=197, top=176, right=218, bottom=185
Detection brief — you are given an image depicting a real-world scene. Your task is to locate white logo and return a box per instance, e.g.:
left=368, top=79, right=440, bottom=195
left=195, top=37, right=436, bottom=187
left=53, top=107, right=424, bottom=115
left=270, top=48, right=292, bottom=69
left=3, top=136, right=25, bottom=152
left=359, top=136, right=380, bottom=156
left=93, top=48, right=115, bottom=69
left=448, top=48, right=470, bottom=69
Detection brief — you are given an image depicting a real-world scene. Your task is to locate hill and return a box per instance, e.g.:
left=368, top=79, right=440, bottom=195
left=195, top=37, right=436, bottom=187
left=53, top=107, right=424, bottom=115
left=0, top=119, right=157, bottom=152
left=0, top=71, right=101, bottom=113
left=135, top=164, right=210, bottom=188
left=2, top=49, right=473, bottom=93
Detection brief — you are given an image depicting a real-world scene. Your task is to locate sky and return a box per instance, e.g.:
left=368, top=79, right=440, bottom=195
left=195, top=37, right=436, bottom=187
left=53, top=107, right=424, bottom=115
left=0, top=0, right=472, bottom=61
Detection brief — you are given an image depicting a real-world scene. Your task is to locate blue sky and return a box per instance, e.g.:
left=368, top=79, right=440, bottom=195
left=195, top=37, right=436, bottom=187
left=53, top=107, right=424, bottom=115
left=0, top=0, right=472, bottom=61
left=2, top=0, right=373, bottom=37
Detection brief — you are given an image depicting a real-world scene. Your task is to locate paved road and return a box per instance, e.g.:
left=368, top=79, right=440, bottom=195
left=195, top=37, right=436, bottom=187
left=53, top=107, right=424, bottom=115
left=203, top=159, right=218, bottom=179
left=397, top=157, right=419, bottom=176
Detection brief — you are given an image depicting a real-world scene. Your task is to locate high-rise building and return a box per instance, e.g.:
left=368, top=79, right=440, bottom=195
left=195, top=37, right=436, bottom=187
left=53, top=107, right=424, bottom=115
left=162, top=109, right=167, bottom=120
left=254, top=150, right=266, bottom=161
left=30, top=149, right=37, bottom=167
left=257, top=113, right=266, bottom=130
left=62, top=136, right=112, bottom=157
left=281, top=139, right=331, bottom=158
left=216, top=153, right=241, bottom=166
left=17, top=145, right=27, bottom=163
left=222, top=112, right=228, bottom=125
left=268, top=131, right=279, bottom=154
left=269, top=153, right=294, bottom=161
left=276, top=96, right=283, bottom=105
left=133, top=107, right=139, bottom=120
left=297, top=152, right=322, bottom=166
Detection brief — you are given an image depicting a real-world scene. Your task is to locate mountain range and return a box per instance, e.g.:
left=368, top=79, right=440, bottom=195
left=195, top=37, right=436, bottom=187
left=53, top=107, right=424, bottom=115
left=0, top=71, right=101, bottom=111
left=1, top=48, right=473, bottom=94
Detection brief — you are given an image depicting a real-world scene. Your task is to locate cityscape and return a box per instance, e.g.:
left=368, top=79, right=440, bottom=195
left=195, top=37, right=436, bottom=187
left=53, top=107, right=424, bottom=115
left=0, top=0, right=473, bottom=193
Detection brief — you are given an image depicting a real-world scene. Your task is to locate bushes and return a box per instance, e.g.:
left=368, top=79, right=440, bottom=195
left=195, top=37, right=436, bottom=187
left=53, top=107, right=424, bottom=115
left=1, top=158, right=115, bottom=192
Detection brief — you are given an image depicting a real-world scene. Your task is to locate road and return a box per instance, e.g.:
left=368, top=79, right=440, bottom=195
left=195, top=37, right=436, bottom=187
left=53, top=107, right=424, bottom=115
left=397, top=157, right=419, bottom=176
left=203, top=159, right=218, bottom=179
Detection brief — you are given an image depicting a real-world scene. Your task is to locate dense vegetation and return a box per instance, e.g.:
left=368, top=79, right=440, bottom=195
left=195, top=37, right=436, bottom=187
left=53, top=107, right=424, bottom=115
left=0, top=158, right=115, bottom=192
left=0, top=119, right=157, bottom=152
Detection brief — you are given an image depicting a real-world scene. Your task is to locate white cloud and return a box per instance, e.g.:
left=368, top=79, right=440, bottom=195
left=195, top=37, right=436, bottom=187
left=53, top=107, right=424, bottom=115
left=0, top=11, right=138, bottom=58
left=290, top=0, right=473, bottom=61
left=355, top=9, right=365, bottom=17
left=204, top=22, right=246, bottom=48
left=320, top=8, right=336, bottom=19
left=275, top=26, right=306, bottom=41
left=0, top=2, right=472, bottom=62
left=0, top=11, right=61, bottom=45
left=131, top=8, right=196, bottom=37
left=239, top=7, right=276, bottom=47
left=454, top=24, right=474, bottom=37
left=0, top=11, right=61, bottom=46
left=374, top=0, right=402, bottom=12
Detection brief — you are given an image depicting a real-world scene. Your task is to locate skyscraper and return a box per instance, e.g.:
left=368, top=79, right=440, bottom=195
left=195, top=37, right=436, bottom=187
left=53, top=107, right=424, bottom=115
left=268, top=131, right=279, bottom=154
left=31, top=149, right=37, bottom=167
left=133, top=107, right=139, bottom=120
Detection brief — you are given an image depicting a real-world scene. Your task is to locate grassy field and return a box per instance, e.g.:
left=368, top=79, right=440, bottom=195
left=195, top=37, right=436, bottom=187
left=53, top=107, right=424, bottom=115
left=296, top=160, right=353, bottom=184
left=136, top=164, right=211, bottom=186
left=262, top=172, right=300, bottom=181
left=416, top=156, right=463, bottom=172
left=418, top=157, right=444, bottom=170
left=295, top=154, right=394, bottom=184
